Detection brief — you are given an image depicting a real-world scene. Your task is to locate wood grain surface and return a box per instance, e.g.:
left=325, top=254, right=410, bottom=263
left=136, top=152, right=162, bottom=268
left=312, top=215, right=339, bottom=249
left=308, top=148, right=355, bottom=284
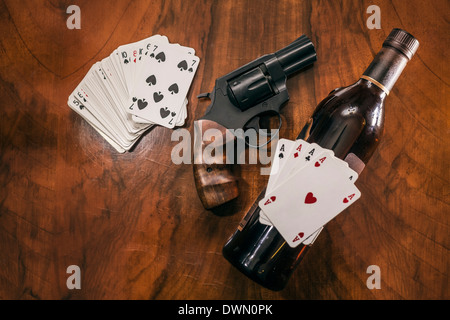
left=0, top=0, right=448, bottom=300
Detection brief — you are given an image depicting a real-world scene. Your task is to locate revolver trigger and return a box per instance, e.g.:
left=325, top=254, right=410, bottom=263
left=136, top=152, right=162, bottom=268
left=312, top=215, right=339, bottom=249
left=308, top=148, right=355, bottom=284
left=245, top=113, right=282, bottom=149
left=197, top=92, right=211, bottom=99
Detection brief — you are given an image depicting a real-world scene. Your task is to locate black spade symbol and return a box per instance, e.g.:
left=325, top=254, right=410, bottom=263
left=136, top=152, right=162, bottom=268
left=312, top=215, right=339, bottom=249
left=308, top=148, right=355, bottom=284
left=153, top=92, right=164, bottom=103
left=160, top=107, right=170, bottom=119
left=168, top=83, right=179, bottom=94
left=146, top=75, right=156, bottom=86
left=177, top=60, right=188, bottom=71
left=188, top=68, right=193, bottom=73
left=155, top=52, right=166, bottom=63
left=150, top=53, right=155, bottom=58
left=137, top=99, right=148, bottom=110
left=79, top=105, right=85, bottom=110
left=171, top=112, right=176, bottom=117
left=279, top=153, right=284, bottom=159
left=132, top=97, right=137, bottom=102
left=124, top=59, right=129, bottom=64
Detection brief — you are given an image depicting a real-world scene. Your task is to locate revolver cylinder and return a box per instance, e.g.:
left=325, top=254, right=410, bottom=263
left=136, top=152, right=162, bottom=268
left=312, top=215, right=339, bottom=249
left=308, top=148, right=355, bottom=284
left=227, top=67, right=275, bottom=111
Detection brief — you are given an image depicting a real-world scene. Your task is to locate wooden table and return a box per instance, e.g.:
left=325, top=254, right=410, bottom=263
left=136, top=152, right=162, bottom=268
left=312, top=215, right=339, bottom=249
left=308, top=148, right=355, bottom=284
left=0, top=0, right=448, bottom=300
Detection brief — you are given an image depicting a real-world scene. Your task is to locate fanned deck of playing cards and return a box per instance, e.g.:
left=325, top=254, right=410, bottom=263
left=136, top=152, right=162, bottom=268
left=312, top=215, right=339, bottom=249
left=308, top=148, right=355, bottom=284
left=67, top=35, right=200, bottom=153
left=259, top=138, right=361, bottom=248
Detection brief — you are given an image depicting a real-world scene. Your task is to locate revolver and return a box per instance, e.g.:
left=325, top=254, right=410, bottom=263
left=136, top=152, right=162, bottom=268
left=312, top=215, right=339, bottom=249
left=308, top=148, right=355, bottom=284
left=193, top=35, right=317, bottom=209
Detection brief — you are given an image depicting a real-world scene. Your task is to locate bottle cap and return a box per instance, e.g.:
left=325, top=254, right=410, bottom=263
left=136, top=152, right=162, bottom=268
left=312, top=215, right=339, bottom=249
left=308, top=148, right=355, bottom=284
left=383, top=28, right=419, bottom=60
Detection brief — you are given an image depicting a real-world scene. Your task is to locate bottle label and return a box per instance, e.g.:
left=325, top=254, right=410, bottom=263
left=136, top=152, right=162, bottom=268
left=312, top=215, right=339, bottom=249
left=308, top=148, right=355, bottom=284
left=344, top=153, right=365, bottom=175
left=360, top=75, right=390, bottom=95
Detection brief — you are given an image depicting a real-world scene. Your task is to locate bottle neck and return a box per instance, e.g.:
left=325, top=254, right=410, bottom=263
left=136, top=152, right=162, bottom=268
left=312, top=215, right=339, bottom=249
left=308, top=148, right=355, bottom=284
left=362, top=46, right=409, bottom=95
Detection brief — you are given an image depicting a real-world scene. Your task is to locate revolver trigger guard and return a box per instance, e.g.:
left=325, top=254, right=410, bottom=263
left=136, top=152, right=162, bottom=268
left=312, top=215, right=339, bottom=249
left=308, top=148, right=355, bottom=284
left=245, top=113, right=282, bottom=149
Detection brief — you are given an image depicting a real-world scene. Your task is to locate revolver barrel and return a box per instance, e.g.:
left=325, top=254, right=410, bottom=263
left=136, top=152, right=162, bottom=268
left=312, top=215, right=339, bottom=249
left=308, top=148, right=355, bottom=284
left=275, top=35, right=317, bottom=77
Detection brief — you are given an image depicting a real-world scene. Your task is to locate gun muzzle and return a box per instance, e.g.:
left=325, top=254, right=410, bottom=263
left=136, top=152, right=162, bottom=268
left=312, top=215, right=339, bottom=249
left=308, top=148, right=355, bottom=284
left=275, top=35, right=317, bottom=77
left=226, top=35, right=317, bottom=112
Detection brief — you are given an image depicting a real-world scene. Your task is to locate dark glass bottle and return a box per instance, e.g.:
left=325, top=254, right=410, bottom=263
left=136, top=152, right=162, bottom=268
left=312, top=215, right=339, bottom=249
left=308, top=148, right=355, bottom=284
left=222, top=29, right=419, bottom=291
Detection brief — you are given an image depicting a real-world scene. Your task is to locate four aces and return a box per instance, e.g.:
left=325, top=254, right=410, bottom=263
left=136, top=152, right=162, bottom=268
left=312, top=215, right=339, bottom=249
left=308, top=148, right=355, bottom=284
left=260, top=139, right=361, bottom=247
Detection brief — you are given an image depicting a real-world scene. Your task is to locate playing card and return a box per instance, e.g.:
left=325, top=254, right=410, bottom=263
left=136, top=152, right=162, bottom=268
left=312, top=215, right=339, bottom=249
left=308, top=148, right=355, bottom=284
left=259, top=151, right=361, bottom=248
left=116, top=35, right=169, bottom=94
left=127, top=42, right=200, bottom=128
left=272, top=140, right=318, bottom=187
left=266, top=139, right=297, bottom=193
left=259, top=138, right=295, bottom=225
left=301, top=227, right=323, bottom=245
left=92, top=63, right=149, bottom=135
left=68, top=96, right=127, bottom=153
left=260, top=140, right=333, bottom=226
left=131, top=98, right=188, bottom=127
left=68, top=35, right=199, bottom=152
left=81, top=73, right=141, bottom=146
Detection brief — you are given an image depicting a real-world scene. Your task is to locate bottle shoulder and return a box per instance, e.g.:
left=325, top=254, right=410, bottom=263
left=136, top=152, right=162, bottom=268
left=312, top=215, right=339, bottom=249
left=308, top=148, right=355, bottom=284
left=307, top=79, right=386, bottom=159
left=332, top=79, right=387, bottom=104
left=316, top=80, right=386, bottom=120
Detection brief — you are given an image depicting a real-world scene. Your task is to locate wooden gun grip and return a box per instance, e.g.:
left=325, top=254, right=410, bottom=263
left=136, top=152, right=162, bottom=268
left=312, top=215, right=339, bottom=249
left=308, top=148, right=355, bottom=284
left=193, top=120, right=239, bottom=209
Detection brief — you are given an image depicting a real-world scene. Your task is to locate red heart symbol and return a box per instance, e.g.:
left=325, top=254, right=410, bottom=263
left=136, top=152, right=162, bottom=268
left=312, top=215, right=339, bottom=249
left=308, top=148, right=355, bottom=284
left=343, top=198, right=349, bottom=203
left=264, top=196, right=277, bottom=205
left=304, top=192, right=317, bottom=204
left=314, top=161, right=321, bottom=167
left=292, top=232, right=305, bottom=243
